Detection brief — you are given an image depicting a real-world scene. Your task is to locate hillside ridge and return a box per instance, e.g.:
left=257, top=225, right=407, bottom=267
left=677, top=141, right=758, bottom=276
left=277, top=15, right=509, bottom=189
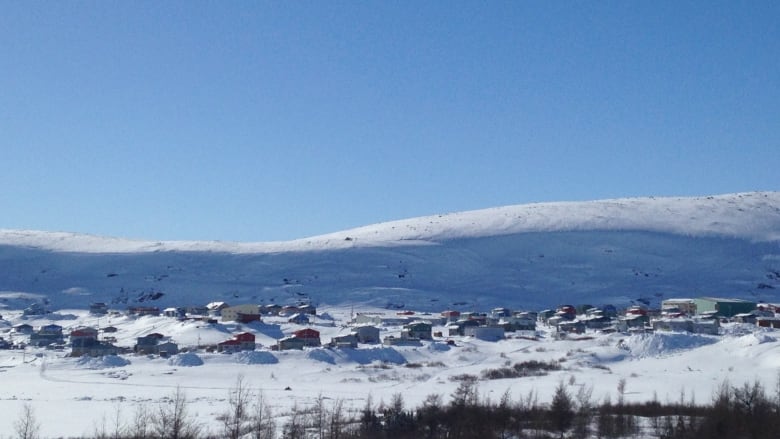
left=2, top=191, right=778, bottom=254
left=1, top=191, right=779, bottom=311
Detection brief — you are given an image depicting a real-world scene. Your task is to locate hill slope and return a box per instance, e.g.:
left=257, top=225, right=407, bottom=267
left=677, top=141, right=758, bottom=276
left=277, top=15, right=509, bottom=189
left=1, top=192, right=779, bottom=311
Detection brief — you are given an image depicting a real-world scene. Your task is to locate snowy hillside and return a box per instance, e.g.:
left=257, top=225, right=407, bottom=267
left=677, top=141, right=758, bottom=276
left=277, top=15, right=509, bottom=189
left=1, top=192, right=779, bottom=311
left=2, top=192, right=780, bottom=437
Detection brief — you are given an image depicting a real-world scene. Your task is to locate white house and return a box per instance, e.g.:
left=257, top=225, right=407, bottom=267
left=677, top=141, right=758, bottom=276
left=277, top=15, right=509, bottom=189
left=465, top=325, right=505, bottom=342
left=221, top=304, right=261, bottom=322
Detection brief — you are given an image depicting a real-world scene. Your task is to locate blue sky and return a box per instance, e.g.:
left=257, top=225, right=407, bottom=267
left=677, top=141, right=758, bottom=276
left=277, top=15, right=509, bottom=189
left=1, top=1, right=778, bottom=242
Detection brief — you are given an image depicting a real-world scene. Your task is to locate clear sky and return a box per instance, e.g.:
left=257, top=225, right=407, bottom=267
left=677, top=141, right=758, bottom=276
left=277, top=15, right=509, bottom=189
left=1, top=1, right=778, bottom=242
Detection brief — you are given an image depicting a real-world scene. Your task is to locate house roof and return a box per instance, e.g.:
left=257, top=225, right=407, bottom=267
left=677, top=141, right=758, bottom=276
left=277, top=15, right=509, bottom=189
left=70, top=328, right=98, bottom=337
left=207, top=301, right=228, bottom=310
left=288, top=313, right=309, bottom=321
left=697, top=297, right=755, bottom=304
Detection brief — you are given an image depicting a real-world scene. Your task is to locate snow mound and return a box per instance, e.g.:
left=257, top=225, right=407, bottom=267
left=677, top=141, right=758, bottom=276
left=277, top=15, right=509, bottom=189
left=735, top=332, right=777, bottom=347
left=75, top=355, right=130, bottom=369
left=307, top=349, right=336, bottom=364
left=303, top=347, right=407, bottom=365
left=234, top=351, right=279, bottom=365
left=340, top=347, right=406, bottom=365
left=622, top=333, right=718, bottom=358
left=167, top=352, right=204, bottom=367
left=427, top=342, right=451, bottom=352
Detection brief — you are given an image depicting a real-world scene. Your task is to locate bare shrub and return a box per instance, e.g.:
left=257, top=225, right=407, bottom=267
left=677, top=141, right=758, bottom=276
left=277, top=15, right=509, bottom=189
left=14, top=403, right=41, bottom=439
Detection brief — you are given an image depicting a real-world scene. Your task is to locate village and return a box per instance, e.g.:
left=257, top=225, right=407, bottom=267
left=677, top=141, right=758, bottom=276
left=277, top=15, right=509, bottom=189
left=1, top=295, right=779, bottom=360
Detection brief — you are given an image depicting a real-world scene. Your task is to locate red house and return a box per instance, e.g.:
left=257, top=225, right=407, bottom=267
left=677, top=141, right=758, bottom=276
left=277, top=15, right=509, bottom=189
left=218, top=332, right=256, bottom=353
left=69, top=327, right=99, bottom=343
left=234, top=332, right=256, bottom=350
left=293, top=328, right=321, bottom=347
left=217, top=339, right=241, bottom=353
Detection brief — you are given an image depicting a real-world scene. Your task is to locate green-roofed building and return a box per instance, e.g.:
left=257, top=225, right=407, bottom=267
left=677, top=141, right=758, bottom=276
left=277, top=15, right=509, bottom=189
left=693, top=297, right=756, bottom=318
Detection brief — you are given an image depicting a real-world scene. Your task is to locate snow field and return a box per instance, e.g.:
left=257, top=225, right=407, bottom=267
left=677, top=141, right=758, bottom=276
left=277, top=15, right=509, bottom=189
left=2, top=305, right=780, bottom=437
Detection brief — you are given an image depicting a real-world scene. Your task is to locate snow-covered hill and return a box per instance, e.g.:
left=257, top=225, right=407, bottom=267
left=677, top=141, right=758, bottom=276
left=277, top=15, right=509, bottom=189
left=2, top=192, right=779, bottom=311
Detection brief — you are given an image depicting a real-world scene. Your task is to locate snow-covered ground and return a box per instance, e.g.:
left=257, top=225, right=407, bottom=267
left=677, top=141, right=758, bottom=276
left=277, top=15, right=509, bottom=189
left=2, top=305, right=780, bottom=437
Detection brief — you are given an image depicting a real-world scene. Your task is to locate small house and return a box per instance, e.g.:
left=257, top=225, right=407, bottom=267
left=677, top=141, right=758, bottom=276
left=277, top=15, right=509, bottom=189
left=733, top=312, right=759, bottom=324
left=537, top=309, right=556, bottom=324
left=558, top=320, right=586, bottom=334
left=693, top=319, right=720, bottom=335
left=330, top=334, right=358, bottom=348
left=71, top=339, right=119, bottom=357
left=465, top=325, right=505, bottom=341
left=134, top=335, right=177, bottom=356
left=89, top=302, right=109, bottom=315
left=69, top=327, right=99, bottom=343
left=352, top=325, right=380, bottom=343
left=448, top=319, right=479, bottom=336
left=135, top=335, right=162, bottom=354
left=441, top=310, right=461, bottom=322
left=277, top=336, right=306, bottom=351
left=652, top=318, right=694, bottom=333
left=293, top=328, right=321, bottom=347
left=556, top=305, right=577, bottom=320
left=261, top=304, right=283, bottom=316
left=206, top=301, right=229, bottom=316
left=30, top=324, right=64, bottom=346
left=234, top=332, right=256, bottom=350
left=500, top=314, right=537, bottom=331
left=490, top=308, right=512, bottom=319
left=156, top=341, right=179, bottom=357
left=127, top=306, right=160, bottom=317
left=217, top=339, right=242, bottom=353
left=221, top=304, right=261, bottom=322
left=582, top=314, right=612, bottom=330
left=616, top=314, right=650, bottom=332
left=185, top=305, right=209, bottom=316
left=662, top=299, right=697, bottom=316
left=14, top=324, right=34, bottom=334
left=757, top=317, right=780, bottom=329
left=383, top=335, right=422, bottom=346
left=163, top=307, right=186, bottom=319
left=403, top=322, right=432, bottom=340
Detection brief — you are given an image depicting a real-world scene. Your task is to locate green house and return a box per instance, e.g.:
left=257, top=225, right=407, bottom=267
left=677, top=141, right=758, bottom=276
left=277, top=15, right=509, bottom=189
left=693, top=297, right=756, bottom=318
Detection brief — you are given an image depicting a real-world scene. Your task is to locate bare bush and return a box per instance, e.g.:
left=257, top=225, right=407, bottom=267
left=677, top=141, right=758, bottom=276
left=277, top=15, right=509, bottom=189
left=14, top=403, right=41, bottom=439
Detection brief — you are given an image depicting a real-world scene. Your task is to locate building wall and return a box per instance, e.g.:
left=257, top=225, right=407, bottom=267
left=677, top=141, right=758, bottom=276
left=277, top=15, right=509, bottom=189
left=221, top=304, right=260, bottom=322
left=662, top=299, right=697, bottom=315
left=693, top=298, right=756, bottom=317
